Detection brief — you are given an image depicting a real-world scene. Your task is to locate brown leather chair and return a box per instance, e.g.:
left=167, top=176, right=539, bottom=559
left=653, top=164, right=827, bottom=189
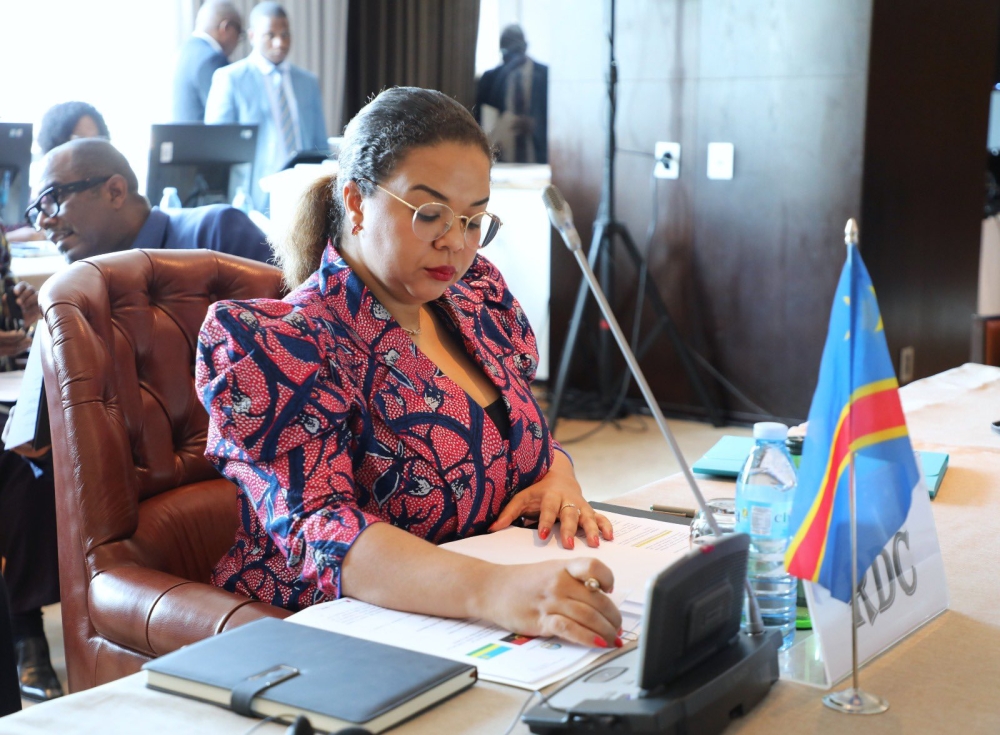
left=38, top=249, right=292, bottom=692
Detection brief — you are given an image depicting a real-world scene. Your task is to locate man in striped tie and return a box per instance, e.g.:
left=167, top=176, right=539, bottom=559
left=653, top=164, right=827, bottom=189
left=205, top=2, right=329, bottom=213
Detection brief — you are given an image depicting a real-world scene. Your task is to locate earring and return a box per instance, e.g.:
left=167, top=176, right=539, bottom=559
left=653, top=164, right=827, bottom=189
left=351, top=223, right=363, bottom=236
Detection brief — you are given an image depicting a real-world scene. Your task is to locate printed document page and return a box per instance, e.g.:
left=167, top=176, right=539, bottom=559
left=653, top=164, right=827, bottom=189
left=289, top=598, right=612, bottom=690
left=289, top=511, right=689, bottom=689
left=441, top=510, right=691, bottom=610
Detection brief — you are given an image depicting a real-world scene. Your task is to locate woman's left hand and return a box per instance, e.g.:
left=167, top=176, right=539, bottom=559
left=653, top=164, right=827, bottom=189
left=489, top=451, right=614, bottom=549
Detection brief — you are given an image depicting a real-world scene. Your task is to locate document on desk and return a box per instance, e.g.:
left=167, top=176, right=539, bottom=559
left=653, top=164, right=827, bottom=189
left=443, top=510, right=690, bottom=613
left=288, top=511, right=690, bottom=690
left=290, top=598, right=606, bottom=690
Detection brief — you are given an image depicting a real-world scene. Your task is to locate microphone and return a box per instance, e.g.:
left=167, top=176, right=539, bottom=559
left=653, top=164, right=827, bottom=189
left=541, top=184, right=765, bottom=636
left=543, top=186, right=584, bottom=252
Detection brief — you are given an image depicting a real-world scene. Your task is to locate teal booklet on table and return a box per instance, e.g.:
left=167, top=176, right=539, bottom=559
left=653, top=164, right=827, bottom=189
left=692, top=435, right=949, bottom=499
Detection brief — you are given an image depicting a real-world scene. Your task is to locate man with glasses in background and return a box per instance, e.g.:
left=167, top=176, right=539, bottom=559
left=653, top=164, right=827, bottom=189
left=0, top=136, right=272, bottom=702
left=172, top=1, right=245, bottom=123
left=205, top=1, right=329, bottom=213
left=24, top=138, right=270, bottom=264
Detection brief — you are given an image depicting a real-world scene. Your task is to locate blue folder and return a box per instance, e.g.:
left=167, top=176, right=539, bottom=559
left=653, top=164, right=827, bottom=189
left=691, top=435, right=949, bottom=499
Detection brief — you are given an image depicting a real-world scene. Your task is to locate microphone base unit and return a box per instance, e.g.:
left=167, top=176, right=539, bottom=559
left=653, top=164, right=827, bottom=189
left=523, top=630, right=781, bottom=735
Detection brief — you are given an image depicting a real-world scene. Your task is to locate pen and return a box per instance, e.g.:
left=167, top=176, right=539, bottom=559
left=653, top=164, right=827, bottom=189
left=649, top=504, right=696, bottom=518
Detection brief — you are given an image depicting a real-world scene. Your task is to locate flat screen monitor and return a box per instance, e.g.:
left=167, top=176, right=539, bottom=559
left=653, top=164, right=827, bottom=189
left=0, top=122, right=33, bottom=228
left=146, top=123, right=257, bottom=209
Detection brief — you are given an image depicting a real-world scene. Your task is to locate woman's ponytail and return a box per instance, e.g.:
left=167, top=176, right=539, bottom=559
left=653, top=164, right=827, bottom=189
left=270, top=174, right=341, bottom=289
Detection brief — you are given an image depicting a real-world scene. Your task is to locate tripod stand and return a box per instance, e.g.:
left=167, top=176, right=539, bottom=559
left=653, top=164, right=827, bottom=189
left=547, top=0, right=723, bottom=431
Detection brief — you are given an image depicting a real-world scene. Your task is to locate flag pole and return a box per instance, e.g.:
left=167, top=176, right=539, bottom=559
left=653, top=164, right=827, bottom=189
left=822, top=219, right=889, bottom=715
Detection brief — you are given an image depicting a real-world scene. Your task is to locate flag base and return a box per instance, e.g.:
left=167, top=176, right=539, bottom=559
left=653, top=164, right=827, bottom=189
left=822, top=687, right=888, bottom=714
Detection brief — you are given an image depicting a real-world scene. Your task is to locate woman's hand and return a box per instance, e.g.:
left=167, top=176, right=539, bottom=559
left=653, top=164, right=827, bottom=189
left=342, top=521, right=622, bottom=649
left=489, top=451, right=613, bottom=549
left=482, top=557, right=623, bottom=648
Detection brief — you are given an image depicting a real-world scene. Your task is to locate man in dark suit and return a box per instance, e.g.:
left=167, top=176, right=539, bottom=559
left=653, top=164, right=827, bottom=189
left=172, top=1, right=244, bottom=123
left=475, top=24, right=548, bottom=164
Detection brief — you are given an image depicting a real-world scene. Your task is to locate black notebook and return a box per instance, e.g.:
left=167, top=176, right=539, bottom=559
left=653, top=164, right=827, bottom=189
left=143, top=618, right=477, bottom=733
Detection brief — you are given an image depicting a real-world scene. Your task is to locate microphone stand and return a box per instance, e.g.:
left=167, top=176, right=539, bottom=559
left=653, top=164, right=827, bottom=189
left=544, top=186, right=765, bottom=636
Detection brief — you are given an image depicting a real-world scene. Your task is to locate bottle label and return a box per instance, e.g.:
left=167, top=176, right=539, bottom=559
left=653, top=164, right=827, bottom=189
left=750, top=505, right=773, bottom=536
left=736, top=499, right=792, bottom=540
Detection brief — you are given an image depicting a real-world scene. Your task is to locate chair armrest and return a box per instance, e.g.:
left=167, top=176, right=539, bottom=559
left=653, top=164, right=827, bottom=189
left=89, top=567, right=291, bottom=658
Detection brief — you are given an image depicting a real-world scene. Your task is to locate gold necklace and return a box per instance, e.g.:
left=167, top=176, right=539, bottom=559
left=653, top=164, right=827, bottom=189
left=400, top=307, right=423, bottom=336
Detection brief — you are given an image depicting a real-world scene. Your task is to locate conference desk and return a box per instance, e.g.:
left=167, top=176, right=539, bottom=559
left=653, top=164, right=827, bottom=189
left=3, top=364, right=998, bottom=733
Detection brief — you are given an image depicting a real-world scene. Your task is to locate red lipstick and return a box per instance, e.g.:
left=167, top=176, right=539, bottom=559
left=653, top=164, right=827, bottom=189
left=425, top=266, right=456, bottom=281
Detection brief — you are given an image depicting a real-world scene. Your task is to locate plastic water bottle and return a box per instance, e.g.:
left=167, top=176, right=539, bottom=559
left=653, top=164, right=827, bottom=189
left=160, top=187, right=182, bottom=210
left=231, top=186, right=254, bottom=214
left=735, top=422, right=798, bottom=650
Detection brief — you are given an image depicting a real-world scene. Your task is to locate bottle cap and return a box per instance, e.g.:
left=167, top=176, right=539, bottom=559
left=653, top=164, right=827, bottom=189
left=753, top=421, right=788, bottom=441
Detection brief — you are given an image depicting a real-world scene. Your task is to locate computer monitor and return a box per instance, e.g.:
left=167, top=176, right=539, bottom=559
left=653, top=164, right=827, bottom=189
left=0, top=122, right=33, bottom=228
left=146, top=123, right=257, bottom=209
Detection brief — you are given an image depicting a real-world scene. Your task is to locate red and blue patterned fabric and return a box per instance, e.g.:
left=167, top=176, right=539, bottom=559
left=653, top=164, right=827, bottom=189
left=196, top=242, right=560, bottom=611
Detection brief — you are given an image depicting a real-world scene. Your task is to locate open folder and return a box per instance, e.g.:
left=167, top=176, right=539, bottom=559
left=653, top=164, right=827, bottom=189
left=691, top=435, right=949, bottom=498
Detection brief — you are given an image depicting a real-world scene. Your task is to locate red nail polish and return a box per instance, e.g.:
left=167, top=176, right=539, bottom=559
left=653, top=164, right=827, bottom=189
left=593, top=636, right=608, bottom=648
left=539, top=527, right=549, bottom=540
left=614, top=637, right=623, bottom=648
left=566, top=537, right=575, bottom=550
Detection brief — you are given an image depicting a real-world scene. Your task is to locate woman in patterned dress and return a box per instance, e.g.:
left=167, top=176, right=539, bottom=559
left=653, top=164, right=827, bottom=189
left=196, top=87, right=623, bottom=649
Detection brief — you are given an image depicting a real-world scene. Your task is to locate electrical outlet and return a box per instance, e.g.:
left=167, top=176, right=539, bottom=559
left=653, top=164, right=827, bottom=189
left=654, top=142, right=680, bottom=179
left=899, top=346, right=915, bottom=384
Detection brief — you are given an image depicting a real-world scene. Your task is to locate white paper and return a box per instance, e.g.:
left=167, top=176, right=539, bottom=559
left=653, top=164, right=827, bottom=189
left=441, top=512, right=691, bottom=608
left=288, top=512, right=687, bottom=690
left=288, top=598, right=612, bottom=690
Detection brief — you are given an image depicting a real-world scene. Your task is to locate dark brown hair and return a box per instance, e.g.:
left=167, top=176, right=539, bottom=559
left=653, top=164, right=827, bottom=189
left=272, top=87, right=493, bottom=288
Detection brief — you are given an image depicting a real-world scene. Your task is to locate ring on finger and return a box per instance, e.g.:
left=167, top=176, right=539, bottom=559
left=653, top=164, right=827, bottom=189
left=583, top=577, right=601, bottom=591
left=560, top=502, right=581, bottom=514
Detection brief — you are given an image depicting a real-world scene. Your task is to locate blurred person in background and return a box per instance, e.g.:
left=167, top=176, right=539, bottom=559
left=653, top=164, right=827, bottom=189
left=172, top=1, right=245, bottom=122
left=36, top=101, right=110, bottom=155
left=205, top=1, right=328, bottom=213
left=6, top=101, right=109, bottom=244
left=474, top=24, right=548, bottom=164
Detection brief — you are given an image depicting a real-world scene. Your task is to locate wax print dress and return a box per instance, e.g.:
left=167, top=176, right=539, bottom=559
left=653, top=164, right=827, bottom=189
left=196, top=243, right=559, bottom=610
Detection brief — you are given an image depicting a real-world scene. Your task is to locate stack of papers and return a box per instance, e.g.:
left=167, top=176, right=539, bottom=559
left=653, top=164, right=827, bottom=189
left=288, top=511, right=690, bottom=690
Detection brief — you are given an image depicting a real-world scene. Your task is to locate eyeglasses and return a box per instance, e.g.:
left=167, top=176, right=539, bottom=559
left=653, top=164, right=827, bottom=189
left=361, top=178, right=503, bottom=248
left=24, top=176, right=111, bottom=230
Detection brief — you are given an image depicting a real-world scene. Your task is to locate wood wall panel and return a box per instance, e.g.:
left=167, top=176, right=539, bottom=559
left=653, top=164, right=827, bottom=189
left=860, top=0, right=1000, bottom=383
left=528, top=0, right=995, bottom=422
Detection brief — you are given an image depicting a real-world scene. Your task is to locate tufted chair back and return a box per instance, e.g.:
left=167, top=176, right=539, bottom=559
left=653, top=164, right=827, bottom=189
left=39, top=249, right=291, bottom=692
